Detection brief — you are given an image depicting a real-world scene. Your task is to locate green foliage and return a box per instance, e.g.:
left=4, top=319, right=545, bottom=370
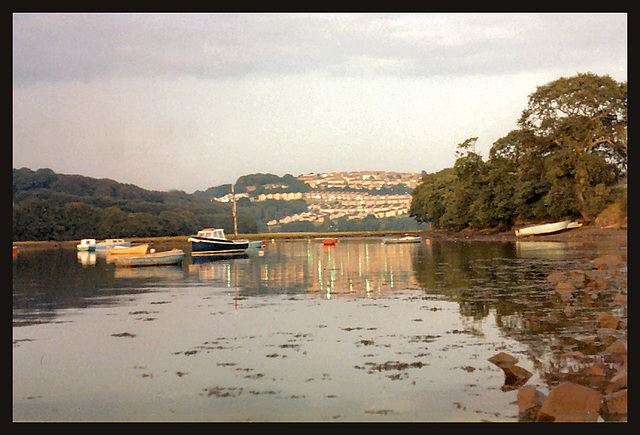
left=410, top=73, right=627, bottom=229
left=12, top=168, right=259, bottom=241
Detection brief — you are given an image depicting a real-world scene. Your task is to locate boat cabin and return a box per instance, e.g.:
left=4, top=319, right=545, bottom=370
left=196, top=228, right=227, bottom=240
left=100, top=238, right=127, bottom=245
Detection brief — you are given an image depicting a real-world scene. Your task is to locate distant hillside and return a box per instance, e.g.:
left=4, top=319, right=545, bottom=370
left=12, top=168, right=258, bottom=241
left=194, top=172, right=311, bottom=200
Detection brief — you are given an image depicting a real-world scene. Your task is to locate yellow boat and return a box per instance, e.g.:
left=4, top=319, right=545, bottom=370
left=106, top=244, right=149, bottom=256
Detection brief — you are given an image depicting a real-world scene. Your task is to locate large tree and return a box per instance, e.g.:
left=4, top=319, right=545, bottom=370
left=410, top=73, right=627, bottom=228
left=517, top=73, right=627, bottom=212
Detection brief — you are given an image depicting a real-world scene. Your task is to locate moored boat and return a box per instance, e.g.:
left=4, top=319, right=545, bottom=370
left=77, top=239, right=97, bottom=251
left=113, top=249, right=185, bottom=267
left=106, top=244, right=149, bottom=256
left=95, top=239, right=130, bottom=250
left=515, top=220, right=582, bottom=237
left=323, top=239, right=336, bottom=246
left=383, top=236, right=422, bottom=244
left=188, top=228, right=249, bottom=257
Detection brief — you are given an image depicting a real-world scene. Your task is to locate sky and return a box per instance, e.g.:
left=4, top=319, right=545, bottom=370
left=13, top=13, right=627, bottom=193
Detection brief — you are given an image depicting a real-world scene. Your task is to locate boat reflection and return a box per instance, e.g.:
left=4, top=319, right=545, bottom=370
left=114, top=266, right=184, bottom=280
left=77, top=251, right=96, bottom=266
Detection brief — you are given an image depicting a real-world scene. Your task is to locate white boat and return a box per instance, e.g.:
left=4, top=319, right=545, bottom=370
left=77, top=239, right=97, bottom=251
left=515, top=220, right=582, bottom=237
left=95, top=238, right=130, bottom=250
left=113, top=249, right=185, bottom=267
left=383, top=236, right=422, bottom=244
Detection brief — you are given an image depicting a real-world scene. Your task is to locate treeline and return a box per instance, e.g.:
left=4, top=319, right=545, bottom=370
left=12, top=168, right=258, bottom=241
left=410, top=73, right=627, bottom=230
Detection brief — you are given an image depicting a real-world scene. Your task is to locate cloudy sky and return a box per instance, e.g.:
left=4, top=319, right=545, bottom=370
left=13, top=13, right=627, bottom=193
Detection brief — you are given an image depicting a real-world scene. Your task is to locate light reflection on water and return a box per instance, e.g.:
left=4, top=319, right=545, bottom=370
left=13, top=238, right=625, bottom=421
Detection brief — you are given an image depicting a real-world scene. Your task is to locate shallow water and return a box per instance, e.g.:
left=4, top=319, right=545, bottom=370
left=13, top=238, right=626, bottom=421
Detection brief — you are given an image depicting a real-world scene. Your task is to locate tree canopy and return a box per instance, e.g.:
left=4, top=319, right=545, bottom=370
left=12, top=168, right=258, bottom=241
left=410, top=73, right=627, bottom=229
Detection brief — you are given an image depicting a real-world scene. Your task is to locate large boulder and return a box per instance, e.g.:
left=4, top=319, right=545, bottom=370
left=593, top=253, right=624, bottom=270
left=517, top=386, right=546, bottom=422
left=603, top=389, right=627, bottom=419
left=537, top=382, right=602, bottom=422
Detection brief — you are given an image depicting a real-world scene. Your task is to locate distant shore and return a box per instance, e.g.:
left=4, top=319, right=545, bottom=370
left=13, top=225, right=626, bottom=250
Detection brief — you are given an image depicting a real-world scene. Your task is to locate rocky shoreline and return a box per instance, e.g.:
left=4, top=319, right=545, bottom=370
left=489, top=252, right=628, bottom=422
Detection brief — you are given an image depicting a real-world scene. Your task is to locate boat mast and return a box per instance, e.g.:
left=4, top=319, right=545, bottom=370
left=232, top=183, right=238, bottom=236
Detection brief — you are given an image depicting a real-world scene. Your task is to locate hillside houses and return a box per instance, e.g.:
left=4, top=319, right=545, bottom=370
left=298, top=171, right=421, bottom=190
left=267, top=191, right=413, bottom=227
left=210, top=171, right=421, bottom=228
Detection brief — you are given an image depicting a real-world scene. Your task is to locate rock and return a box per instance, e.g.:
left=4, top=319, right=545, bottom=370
left=488, top=352, right=518, bottom=368
left=563, top=304, right=576, bottom=318
left=595, top=328, right=618, bottom=342
left=605, top=369, right=627, bottom=395
left=586, top=278, right=607, bottom=292
left=547, top=272, right=567, bottom=283
left=567, top=270, right=587, bottom=288
left=488, top=352, right=532, bottom=391
left=574, top=335, right=598, bottom=346
left=501, top=364, right=533, bottom=391
left=603, top=389, right=627, bottom=417
left=564, top=350, right=586, bottom=359
left=613, top=293, right=627, bottom=305
left=605, top=338, right=627, bottom=354
left=595, top=312, right=621, bottom=329
left=517, top=386, right=547, bottom=422
left=593, top=253, right=624, bottom=270
left=555, top=281, right=575, bottom=301
left=585, top=362, right=607, bottom=386
left=537, top=382, right=602, bottom=422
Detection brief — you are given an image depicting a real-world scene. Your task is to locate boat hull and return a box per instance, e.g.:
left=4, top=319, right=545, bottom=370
left=113, top=249, right=185, bottom=267
left=383, top=236, right=422, bottom=244
left=515, top=220, right=576, bottom=237
left=189, top=236, right=249, bottom=256
left=107, top=244, right=149, bottom=256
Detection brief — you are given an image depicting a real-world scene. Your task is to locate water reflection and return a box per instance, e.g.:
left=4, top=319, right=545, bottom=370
left=13, top=238, right=626, bottom=421
left=187, top=239, right=425, bottom=299
left=14, top=238, right=613, bottom=321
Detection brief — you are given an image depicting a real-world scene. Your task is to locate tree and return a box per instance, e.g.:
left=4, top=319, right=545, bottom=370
left=410, top=73, right=627, bottom=229
left=13, top=198, right=63, bottom=241
left=518, top=73, right=627, bottom=216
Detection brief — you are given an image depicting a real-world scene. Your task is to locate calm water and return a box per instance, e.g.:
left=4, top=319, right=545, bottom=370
left=13, top=238, right=626, bottom=421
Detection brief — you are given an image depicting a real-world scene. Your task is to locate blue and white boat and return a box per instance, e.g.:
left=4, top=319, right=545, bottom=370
left=95, top=238, right=131, bottom=250
left=188, top=228, right=249, bottom=257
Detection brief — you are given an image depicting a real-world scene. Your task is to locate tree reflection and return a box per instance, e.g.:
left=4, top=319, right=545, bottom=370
left=410, top=239, right=627, bottom=393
